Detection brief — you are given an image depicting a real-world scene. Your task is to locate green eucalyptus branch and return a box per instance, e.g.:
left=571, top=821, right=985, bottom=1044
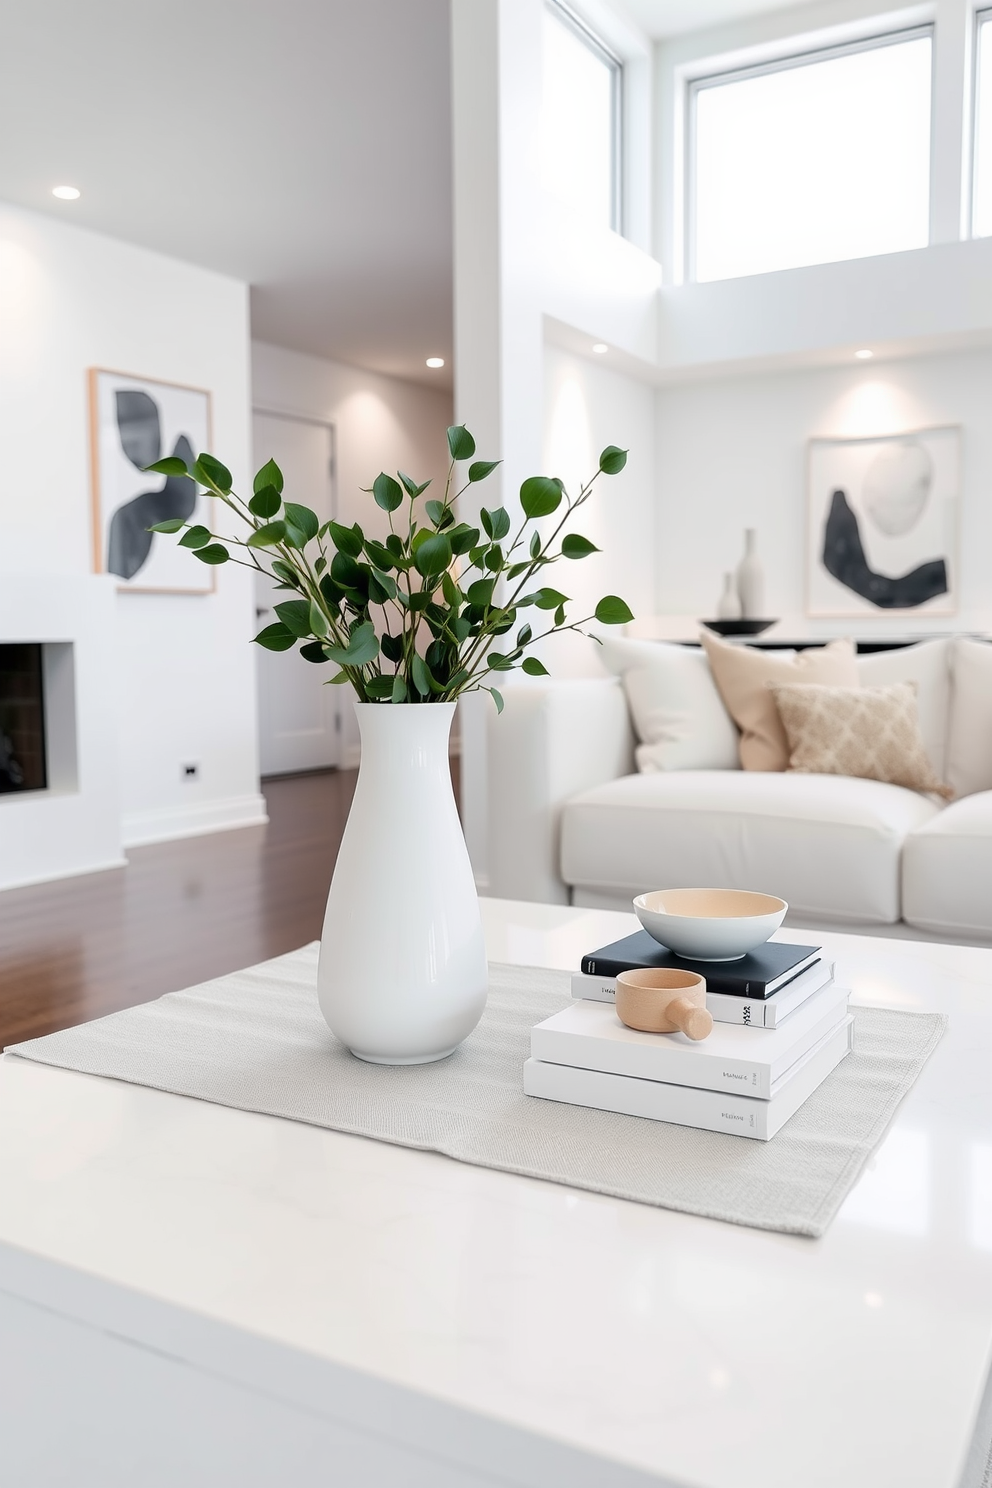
left=143, top=426, right=632, bottom=712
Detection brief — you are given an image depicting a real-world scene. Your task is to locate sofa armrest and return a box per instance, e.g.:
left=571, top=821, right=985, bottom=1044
left=486, top=678, right=635, bottom=904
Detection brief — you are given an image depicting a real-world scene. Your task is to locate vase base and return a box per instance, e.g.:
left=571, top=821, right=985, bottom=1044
left=349, top=1045, right=460, bottom=1066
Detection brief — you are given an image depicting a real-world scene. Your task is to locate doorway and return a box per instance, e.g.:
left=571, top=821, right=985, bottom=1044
left=252, top=408, right=338, bottom=776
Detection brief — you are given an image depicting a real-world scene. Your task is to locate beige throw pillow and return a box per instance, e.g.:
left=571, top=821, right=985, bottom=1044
left=700, top=631, right=859, bottom=771
left=770, top=681, right=952, bottom=798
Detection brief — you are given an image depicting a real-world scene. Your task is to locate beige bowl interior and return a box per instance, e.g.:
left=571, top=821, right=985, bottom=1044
left=637, top=889, right=786, bottom=921
left=616, top=968, right=703, bottom=992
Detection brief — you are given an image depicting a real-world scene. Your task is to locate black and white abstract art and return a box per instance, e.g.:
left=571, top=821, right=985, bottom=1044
left=807, top=428, right=959, bottom=617
left=90, top=370, right=212, bottom=593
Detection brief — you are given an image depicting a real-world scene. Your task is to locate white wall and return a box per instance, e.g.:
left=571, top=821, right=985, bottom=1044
left=654, top=346, right=992, bottom=631
left=250, top=340, right=454, bottom=765
left=0, top=202, right=264, bottom=872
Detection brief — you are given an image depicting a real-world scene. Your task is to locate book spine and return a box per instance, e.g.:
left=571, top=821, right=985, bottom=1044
left=579, top=953, right=774, bottom=998
left=523, top=1057, right=776, bottom=1139
left=570, top=973, right=773, bottom=1027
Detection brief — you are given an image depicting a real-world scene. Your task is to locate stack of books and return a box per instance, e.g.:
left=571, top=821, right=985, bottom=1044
left=524, top=933, right=853, bottom=1140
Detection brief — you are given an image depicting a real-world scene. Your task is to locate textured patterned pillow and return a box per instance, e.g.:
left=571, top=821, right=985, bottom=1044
left=769, top=681, right=952, bottom=799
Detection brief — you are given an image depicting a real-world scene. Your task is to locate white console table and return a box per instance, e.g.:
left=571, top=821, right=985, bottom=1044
left=0, top=898, right=991, bottom=1487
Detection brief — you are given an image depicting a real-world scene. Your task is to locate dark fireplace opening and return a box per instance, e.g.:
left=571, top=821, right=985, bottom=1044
left=0, top=644, right=47, bottom=794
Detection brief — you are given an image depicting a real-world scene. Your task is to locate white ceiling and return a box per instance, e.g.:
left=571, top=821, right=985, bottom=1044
left=619, top=0, right=809, bottom=39
left=0, top=1, right=800, bottom=390
left=0, top=0, right=454, bottom=389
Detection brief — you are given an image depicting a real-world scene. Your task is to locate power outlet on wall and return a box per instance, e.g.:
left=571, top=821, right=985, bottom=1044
left=181, top=763, right=199, bottom=781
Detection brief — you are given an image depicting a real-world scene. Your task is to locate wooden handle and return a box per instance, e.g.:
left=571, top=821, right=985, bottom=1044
left=667, top=996, right=714, bottom=1041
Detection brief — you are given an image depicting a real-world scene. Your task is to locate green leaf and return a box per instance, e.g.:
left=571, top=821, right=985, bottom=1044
left=595, top=595, right=634, bottom=625
left=148, top=517, right=185, bottom=533
left=530, top=531, right=541, bottom=559
left=249, top=484, right=281, bottom=519
left=449, top=524, right=480, bottom=556
left=516, top=623, right=532, bottom=647
left=599, top=446, right=628, bottom=476
left=533, top=587, right=567, bottom=611
left=380, top=633, right=404, bottom=664
left=178, top=525, right=211, bottom=549
left=274, top=600, right=312, bottom=637
left=193, top=543, right=229, bottom=564
left=489, top=507, right=511, bottom=540
left=283, top=522, right=307, bottom=549
left=327, top=520, right=363, bottom=557
left=468, top=460, right=501, bottom=483
left=447, top=425, right=476, bottom=461
left=271, top=559, right=298, bottom=586
left=373, top=473, right=403, bottom=512
left=408, top=590, right=432, bottom=612
left=363, top=539, right=394, bottom=572
left=315, top=555, right=326, bottom=575
left=487, top=652, right=514, bottom=671
left=398, top=471, right=431, bottom=499
left=254, top=458, right=284, bottom=495
left=520, top=476, right=562, bottom=519
left=467, top=577, right=495, bottom=608
left=144, top=457, right=190, bottom=477
left=424, top=499, right=454, bottom=529
left=484, top=544, right=503, bottom=572
left=490, top=687, right=504, bottom=715
left=411, top=653, right=432, bottom=697
left=253, top=622, right=296, bottom=651
left=522, top=656, right=549, bottom=676
left=554, top=604, right=566, bottom=626
left=247, top=520, right=287, bottom=548
left=326, top=668, right=353, bottom=684
left=309, top=600, right=329, bottom=637
left=441, top=571, right=461, bottom=608
left=194, top=454, right=232, bottom=493
left=365, top=676, right=395, bottom=700
left=323, top=621, right=379, bottom=668
left=299, top=641, right=329, bottom=664
left=391, top=673, right=408, bottom=703
left=414, top=532, right=453, bottom=579
left=283, top=503, right=319, bottom=542
left=506, top=561, right=529, bottom=580
left=562, top=533, right=599, bottom=559
left=480, top=507, right=494, bottom=539
left=368, top=572, right=397, bottom=605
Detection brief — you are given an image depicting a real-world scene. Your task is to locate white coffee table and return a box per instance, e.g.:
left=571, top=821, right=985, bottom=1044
left=0, top=898, right=990, bottom=1488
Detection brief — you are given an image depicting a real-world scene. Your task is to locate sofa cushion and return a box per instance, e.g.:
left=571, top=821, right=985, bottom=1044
left=560, top=770, right=941, bottom=925
left=700, top=632, right=859, bottom=771
left=902, top=791, right=992, bottom=936
left=856, top=638, right=952, bottom=781
left=946, top=638, right=992, bottom=799
left=599, top=636, right=739, bottom=772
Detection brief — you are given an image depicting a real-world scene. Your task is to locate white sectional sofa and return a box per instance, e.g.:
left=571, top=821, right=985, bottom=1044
left=486, top=636, right=992, bottom=941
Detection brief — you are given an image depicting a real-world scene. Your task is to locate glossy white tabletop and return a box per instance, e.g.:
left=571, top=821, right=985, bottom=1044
left=1, top=898, right=991, bottom=1488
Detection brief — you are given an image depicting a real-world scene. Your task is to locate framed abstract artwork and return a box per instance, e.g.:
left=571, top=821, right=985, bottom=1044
left=89, top=369, right=214, bottom=594
left=806, top=427, right=960, bottom=618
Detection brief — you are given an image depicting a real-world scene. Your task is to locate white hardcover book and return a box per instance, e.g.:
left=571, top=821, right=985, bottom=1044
left=570, top=961, right=835, bottom=1028
left=523, top=1017, right=854, bottom=1140
left=531, top=982, right=850, bottom=1099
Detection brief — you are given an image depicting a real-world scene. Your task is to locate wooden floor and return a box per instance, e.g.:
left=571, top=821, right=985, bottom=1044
left=0, top=767, right=424, bottom=1048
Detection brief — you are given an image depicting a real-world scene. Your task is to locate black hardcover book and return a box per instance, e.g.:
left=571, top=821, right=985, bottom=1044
left=580, top=931, right=821, bottom=999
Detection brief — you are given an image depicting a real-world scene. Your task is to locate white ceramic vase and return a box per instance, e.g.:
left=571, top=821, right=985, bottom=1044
left=317, top=700, right=488, bottom=1064
left=736, top=529, right=765, bottom=619
left=716, top=572, right=741, bottom=620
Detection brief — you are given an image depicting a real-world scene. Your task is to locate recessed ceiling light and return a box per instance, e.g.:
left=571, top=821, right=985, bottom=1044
left=425, top=357, right=444, bottom=369
left=52, top=185, right=80, bottom=200
left=855, top=348, right=873, bottom=360
left=592, top=343, right=608, bottom=354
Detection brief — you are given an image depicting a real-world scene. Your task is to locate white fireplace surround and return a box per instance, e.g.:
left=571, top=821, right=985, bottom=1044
left=0, top=574, right=124, bottom=890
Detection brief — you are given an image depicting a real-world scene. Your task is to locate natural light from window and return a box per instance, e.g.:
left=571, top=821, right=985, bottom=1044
left=541, top=2, right=620, bottom=232
left=973, top=12, right=992, bottom=237
left=692, top=32, right=932, bottom=283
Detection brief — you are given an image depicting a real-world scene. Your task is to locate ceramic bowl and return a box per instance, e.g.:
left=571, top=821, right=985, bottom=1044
left=632, top=888, right=788, bottom=962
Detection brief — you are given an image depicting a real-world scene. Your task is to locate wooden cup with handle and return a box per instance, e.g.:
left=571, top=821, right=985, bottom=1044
left=615, top=968, right=713, bottom=1040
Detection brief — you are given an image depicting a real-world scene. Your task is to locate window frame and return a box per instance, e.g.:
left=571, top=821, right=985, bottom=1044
left=972, top=7, right=992, bottom=238
left=684, top=23, right=935, bottom=283
left=544, top=0, right=625, bottom=234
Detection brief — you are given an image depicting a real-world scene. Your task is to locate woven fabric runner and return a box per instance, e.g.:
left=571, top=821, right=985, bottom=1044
left=6, top=945, right=945, bottom=1238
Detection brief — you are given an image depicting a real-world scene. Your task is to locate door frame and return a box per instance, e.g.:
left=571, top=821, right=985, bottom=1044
left=251, top=406, right=339, bottom=774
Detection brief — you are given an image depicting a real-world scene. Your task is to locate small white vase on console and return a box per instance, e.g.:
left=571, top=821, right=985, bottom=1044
left=317, top=701, right=488, bottom=1064
left=716, top=572, right=742, bottom=620
left=736, top=529, right=765, bottom=618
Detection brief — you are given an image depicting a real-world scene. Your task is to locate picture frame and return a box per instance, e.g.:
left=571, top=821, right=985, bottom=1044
left=89, top=369, right=214, bottom=594
left=806, top=426, right=960, bottom=619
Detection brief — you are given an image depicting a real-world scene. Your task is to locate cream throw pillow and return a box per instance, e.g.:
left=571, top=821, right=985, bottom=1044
left=770, top=681, right=952, bottom=798
left=700, top=631, right=859, bottom=771
left=598, top=636, right=739, bottom=772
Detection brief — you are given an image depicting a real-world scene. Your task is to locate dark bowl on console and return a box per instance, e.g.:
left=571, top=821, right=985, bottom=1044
left=700, top=618, right=778, bottom=637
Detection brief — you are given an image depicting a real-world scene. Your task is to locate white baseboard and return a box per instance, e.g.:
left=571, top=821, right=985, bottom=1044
left=0, top=855, right=128, bottom=894
left=122, top=793, right=269, bottom=849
